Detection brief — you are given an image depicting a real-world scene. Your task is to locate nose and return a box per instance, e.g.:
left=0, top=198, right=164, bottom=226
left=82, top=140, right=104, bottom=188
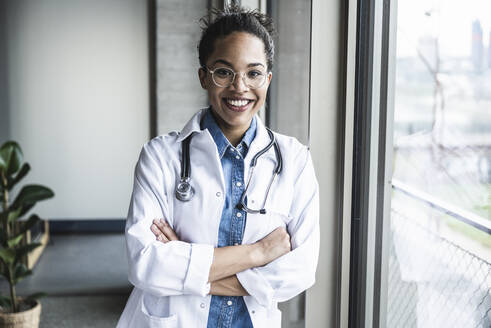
left=231, top=72, right=249, bottom=92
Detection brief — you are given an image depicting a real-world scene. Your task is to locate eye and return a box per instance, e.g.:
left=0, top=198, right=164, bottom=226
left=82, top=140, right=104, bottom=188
left=247, top=70, right=264, bottom=79
left=214, top=68, right=233, bottom=78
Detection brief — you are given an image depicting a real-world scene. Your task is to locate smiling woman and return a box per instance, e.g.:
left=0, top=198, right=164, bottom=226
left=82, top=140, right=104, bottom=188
left=198, top=31, right=272, bottom=146
left=117, top=5, right=319, bottom=328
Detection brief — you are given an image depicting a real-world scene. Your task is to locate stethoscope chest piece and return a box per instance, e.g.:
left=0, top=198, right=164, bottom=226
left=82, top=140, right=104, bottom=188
left=175, top=126, right=283, bottom=216
left=175, top=178, right=194, bottom=202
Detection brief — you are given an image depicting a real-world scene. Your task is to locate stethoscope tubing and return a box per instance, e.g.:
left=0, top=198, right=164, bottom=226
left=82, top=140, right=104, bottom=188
left=175, top=128, right=282, bottom=214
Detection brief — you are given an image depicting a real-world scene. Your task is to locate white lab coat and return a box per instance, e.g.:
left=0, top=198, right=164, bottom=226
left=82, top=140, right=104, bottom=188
left=117, top=108, right=319, bottom=328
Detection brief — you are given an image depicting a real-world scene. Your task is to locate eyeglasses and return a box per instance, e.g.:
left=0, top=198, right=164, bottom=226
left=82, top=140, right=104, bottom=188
left=204, top=66, right=269, bottom=89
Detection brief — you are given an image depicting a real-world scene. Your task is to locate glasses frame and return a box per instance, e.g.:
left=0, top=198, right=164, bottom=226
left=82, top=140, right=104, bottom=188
left=204, top=66, right=270, bottom=89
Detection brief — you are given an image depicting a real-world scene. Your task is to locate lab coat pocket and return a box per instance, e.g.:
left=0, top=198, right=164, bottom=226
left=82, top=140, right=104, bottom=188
left=244, top=210, right=291, bottom=244
left=266, top=210, right=292, bottom=232
left=139, top=294, right=178, bottom=328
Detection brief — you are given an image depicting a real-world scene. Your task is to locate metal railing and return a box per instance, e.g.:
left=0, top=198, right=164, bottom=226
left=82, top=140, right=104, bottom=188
left=387, top=180, right=491, bottom=328
left=392, top=179, right=491, bottom=234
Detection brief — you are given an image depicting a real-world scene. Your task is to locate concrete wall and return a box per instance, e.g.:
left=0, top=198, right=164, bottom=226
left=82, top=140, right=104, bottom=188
left=1, top=0, right=150, bottom=219
left=268, top=0, right=311, bottom=146
left=156, top=0, right=208, bottom=135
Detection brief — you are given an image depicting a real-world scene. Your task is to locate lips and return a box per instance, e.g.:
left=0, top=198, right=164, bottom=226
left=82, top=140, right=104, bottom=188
left=222, top=97, right=254, bottom=112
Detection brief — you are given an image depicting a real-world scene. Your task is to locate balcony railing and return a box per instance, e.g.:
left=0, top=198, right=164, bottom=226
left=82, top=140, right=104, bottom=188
left=387, top=179, right=491, bottom=328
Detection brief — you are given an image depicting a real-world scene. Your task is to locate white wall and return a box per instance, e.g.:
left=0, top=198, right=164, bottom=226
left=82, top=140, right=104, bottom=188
left=3, top=0, right=150, bottom=219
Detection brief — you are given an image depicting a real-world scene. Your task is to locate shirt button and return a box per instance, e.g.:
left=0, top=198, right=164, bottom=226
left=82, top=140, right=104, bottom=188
left=234, top=242, right=239, bottom=246
left=236, top=212, right=242, bottom=217
left=251, top=310, right=255, bottom=314
left=227, top=300, right=233, bottom=306
left=230, top=148, right=235, bottom=152
left=216, top=191, right=221, bottom=197
left=200, top=302, right=205, bottom=309
left=236, top=182, right=242, bottom=187
left=235, top=155, right=240, bottom=160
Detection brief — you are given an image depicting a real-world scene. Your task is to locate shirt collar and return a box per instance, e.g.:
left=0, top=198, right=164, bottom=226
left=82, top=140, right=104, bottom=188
left=200, top=108, right=257, bottom=158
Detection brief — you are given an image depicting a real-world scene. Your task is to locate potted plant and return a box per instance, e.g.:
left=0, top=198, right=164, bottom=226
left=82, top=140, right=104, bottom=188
left=0, top=141, right=54, bottom=327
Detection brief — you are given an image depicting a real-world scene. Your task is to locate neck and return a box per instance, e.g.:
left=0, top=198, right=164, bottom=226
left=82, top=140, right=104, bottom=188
left=210, top=110, right=250, bottom=147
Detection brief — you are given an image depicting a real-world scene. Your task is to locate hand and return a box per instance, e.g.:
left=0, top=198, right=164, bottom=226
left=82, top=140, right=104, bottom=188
left=256, top=227, right=291, bottom=266
left=150, top=219, right=179, bottom=243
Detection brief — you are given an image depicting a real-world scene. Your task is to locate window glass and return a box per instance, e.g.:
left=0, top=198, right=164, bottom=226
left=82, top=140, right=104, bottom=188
left=388, top=0, right=491, bottom=326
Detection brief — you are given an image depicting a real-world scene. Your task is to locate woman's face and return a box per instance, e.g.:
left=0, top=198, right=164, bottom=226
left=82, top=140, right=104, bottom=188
left=199, top=31, right=272, bottom=133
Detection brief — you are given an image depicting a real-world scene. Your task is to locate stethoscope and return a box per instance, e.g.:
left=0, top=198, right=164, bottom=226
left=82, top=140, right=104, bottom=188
left=175, top=128, right=283, bottom=215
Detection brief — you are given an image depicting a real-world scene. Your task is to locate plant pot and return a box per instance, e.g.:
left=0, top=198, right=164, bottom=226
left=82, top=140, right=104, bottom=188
left=0, top=300, right=41, bottom=328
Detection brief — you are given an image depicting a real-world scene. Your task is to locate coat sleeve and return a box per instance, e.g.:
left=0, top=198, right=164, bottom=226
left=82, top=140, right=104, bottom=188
left=125, top=141, right=215, bottom=297
left=236, top=148, right=320, bottom=308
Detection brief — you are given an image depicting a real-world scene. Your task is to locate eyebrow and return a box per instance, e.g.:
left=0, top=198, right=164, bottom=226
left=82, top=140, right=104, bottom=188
left=212, top=59, right=265, bottom=68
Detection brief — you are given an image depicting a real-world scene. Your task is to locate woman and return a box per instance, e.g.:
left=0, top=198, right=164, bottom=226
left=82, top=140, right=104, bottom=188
left=117, top=5, right=319, bottom=328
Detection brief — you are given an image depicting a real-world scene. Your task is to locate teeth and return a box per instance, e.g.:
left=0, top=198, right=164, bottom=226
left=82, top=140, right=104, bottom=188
left=227, top=99, right=249, bottom=107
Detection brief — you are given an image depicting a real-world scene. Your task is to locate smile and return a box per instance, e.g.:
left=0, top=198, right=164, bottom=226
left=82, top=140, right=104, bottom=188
left=223, top=98, right=254, bottom=112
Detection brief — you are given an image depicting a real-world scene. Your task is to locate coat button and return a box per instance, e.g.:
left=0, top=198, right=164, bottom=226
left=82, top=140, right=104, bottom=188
left=200, top=302, right=205, bottom=309
left=227, top=300, right=233, bottom=306
left=251, top=310, right=255, bottom=314
left=216, top=191, right=221, bottom=197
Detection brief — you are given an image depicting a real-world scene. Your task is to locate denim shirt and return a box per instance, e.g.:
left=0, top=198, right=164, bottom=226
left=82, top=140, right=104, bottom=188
left=201, top=109, right=255, bottom=328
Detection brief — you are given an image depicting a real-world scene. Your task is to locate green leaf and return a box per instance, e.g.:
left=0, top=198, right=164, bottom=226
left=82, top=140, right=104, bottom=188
left=7, top=163, right=30, bottom=191
left=0, top=294, right=11, bottom=308
left=0, top=155, right=6, bottom=171
left=0, top=248, right=15, bottom=264
left=12, top=185, right=54, bottom=215
left=13, top=263, right=31, bottom=284
left=25, top=292, right=47, bottom=302
left=7, top=235, right=23, bottom=248
left=7, top=207, right=22, bottom=223
left=15, top=214, right=41, bottom=237
left=14, top=242, right=41, bottom=262
left=0, top=141, right=23, bottom=176
left=18, top=204, right=35, bottom=218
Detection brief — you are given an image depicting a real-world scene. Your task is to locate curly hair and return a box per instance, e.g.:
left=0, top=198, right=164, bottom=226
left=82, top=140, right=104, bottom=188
left=197, top=5, right=275, bottom=71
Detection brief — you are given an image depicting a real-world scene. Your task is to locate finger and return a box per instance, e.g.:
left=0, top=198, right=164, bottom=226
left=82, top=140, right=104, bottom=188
left=150, top=224, right=161, bottom=237
left=153, top=218, right=178, bottom=241
left=153, top=219, right=166, bottom=234
left=160, top=219, right=179, bottom=241
left=158, top=233, right=169, bottom=243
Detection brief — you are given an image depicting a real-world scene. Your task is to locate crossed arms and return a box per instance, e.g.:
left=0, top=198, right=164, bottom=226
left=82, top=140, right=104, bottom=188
left=126, top=142, right=319, bottom=307
left=150, top=219, right=291, bottom=296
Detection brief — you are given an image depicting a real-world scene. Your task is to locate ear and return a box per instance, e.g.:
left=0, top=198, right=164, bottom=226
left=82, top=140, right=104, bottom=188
left=266, top=71, right=273, bottom=85
left=198, top=67, right=208, bottom=89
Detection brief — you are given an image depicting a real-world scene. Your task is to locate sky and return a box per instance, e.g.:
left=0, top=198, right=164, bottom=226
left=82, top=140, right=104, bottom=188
left=397, top=0, right=491, bottom=58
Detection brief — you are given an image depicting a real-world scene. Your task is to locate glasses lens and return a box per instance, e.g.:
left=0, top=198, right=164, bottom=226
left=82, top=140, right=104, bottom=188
left=212, top=67, right=234, bottom=87
left=245, top=70, right=267, bottom=89
left=210, top=67, right=267, bottom=89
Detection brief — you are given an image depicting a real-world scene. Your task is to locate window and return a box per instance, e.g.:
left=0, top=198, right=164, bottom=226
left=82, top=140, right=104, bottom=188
left=387, top=1, right=491, bottom=326
left=348, top=0, right=490, bottom=327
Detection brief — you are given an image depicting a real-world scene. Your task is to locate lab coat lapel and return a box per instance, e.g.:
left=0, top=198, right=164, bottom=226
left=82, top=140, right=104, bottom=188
left=176, top=108, right=207, bottom=142
left=177, top=108, right=226, bottom=196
